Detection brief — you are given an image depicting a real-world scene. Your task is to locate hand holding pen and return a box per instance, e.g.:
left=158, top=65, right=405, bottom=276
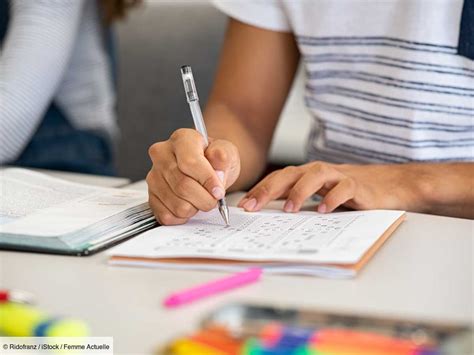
left=146, top=68, right=240, bottom=226
left=180, top=66, right=230, bottom=225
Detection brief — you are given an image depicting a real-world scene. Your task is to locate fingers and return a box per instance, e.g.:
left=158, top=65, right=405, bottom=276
left=205, top=139, right=241, bottom=188
left=237, top=162, right=354, bottom=214
left=319, top=177, right=357, bottom=213
left=147, top=129, right=240, bottom=224
left=161, top=163, right=217, bottom=212
left=148, top=190, right=188, bottom=226
left=285, top=166, right=342, bottom=212
left=239, top=166, right=303, bottom=211
left=171, top=129, right=225, bottom=199
left=146, top=170, right=198, bottom=223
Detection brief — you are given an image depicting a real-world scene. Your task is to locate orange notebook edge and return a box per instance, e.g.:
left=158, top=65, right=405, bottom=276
left=331, top=212, right=406, bottom=273
left=109, top=213, right=407, bottom=275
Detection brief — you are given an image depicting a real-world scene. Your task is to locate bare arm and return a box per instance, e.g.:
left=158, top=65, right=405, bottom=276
left=239, top=161, right=474, bottom=219
left=146, top=19, right=300, bottom=225
left=412, top=162, right=474, bottom=218
left=204, top=19, right=300, bottom=191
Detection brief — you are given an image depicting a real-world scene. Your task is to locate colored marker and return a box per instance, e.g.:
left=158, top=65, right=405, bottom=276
left=261, top=324, right=314, bottom=348
left=163, top=268, right=262, bottom=308
left=0, top=302, right=89, bottom=337
left=0, top=289, right=35, bottom=304
left=170, top=339, right=228, bottom=355
left=311, top=329, right=429, bottom=352
left=189, top=326, right=242, bottom=354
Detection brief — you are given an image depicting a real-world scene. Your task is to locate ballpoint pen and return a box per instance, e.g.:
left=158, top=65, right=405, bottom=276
left=180, top=65, right=230, bottom=226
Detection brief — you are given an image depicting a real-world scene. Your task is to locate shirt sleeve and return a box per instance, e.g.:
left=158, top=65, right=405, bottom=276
left=0, top=0, right=85, bottom=164
left=212, top=0, right=291, bottom=32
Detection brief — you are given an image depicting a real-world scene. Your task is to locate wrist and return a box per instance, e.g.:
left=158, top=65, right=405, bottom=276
left=402, top=164, right=440, bottom=214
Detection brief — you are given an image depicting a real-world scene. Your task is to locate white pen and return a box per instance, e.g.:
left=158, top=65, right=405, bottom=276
left=180, top=65, right=230, bottom=226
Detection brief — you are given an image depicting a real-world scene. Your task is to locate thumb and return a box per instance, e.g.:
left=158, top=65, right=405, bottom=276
left=205, top=139, right=240, bottom=188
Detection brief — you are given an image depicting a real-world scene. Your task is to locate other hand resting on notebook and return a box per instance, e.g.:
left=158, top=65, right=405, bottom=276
left=238, top=162, right=431, bottom=214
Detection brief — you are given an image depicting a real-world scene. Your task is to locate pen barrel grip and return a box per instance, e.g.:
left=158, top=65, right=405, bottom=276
left=189, top=101, right=209, bottom=145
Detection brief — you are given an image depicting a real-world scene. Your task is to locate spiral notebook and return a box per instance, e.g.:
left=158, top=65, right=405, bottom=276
left=108, top=207, right=405, bottom=278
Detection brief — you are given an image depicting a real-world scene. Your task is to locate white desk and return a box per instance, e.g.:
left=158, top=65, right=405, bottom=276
left=1, top=176, right=473, bottom=355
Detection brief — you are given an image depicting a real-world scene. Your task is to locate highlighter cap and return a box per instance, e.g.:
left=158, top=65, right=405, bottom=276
left=180, top=65, right=199, bottom=103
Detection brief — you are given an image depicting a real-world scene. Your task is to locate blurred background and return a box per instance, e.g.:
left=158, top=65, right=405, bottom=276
left=115, top=0, right=311, bottom=181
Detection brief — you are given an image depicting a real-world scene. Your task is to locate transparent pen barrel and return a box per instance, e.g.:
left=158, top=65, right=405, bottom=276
left=189, top=101, right=209, bottom=146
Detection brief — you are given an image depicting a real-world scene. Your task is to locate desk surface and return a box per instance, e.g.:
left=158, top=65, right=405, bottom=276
left=1, top=175, right=473, bottom=354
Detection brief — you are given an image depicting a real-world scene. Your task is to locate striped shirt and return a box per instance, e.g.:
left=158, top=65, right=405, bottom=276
left=214, top=0, right=474, bottom=164
left=0, top=0, right=116, bottom=164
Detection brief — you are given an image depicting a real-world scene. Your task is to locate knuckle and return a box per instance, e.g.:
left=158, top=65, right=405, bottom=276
left=170, top=128, right=189, bottom=141
left=175, top=203, right=195, bottom=218
left=346, top=177, right=357, bottom=191
left=282, top=165, right=297, bottom=175
left=158, top=212, right=177, bottom=226
left=148, top=142, right=163, bottom=158
left=209, top=147, right=228, bottom=163
left=171, top=128, right=202, bottom=145
left=264, top=170, right=280, bottom=180
left=174, top=176, right=193, bottom=197
left=174, top=183, right=187, bottom=198
left=178, top=157, right=200, bottom=172
left=317, top=162, right=330, bottom=174
left=145, top=171, right=153, bottom=185
left=254, top=184, right=271, bottom=199
left=201, top=199, right=217, bottom=212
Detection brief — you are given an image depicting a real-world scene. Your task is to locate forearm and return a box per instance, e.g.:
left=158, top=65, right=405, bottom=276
left=338, top=162, right=474, bottom=218
left=205, top=102, right=267, bottom=191
left=412, top=163, right=474, bottom=218
left=202, top=19, right=300, bottom=191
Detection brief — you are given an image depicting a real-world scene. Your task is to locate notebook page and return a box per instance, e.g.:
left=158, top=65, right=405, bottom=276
left=0, top=168, right=148, bottom=237
left=108, top=207, right=404, bottom=264
left=0, top=168, right=102, bottom=225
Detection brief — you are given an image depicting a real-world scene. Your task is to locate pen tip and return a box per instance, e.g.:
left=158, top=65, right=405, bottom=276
left=219, top=206, right=230, bottom=227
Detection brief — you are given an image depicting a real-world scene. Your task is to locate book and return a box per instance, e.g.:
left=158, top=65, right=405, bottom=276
left=107, top=206, right=405, bottom=278
left=0, top=168, right=156, bottom=255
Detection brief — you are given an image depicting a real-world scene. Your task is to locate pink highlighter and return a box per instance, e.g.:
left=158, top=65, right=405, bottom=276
left=163, top=268, right=263, bottom=308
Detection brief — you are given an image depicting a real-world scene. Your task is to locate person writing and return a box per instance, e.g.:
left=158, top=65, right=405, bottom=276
left=147, top=0, right=474, bottom=223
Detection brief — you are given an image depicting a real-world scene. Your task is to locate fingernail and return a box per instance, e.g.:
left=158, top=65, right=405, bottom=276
left=212, top=186, right=225, bottom=200
left=318, top=203, right=327, bottom=213
left=215, top=170, right=225, bottom=183
left=283, top=200, right=294, bottom=213
left=243, top=198, right=257, bottom=211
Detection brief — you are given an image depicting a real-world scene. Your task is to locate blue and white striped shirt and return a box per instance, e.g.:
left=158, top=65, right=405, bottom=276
left=214, top=0, right=474, bottom=164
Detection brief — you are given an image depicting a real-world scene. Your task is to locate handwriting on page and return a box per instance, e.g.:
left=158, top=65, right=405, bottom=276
left=156, top=208, right=359, bottom=255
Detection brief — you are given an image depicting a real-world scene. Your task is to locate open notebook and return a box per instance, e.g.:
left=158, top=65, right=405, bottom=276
left=108, top=207, right=405, bottom=278
left=0, top=168, right=156, bottom=255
